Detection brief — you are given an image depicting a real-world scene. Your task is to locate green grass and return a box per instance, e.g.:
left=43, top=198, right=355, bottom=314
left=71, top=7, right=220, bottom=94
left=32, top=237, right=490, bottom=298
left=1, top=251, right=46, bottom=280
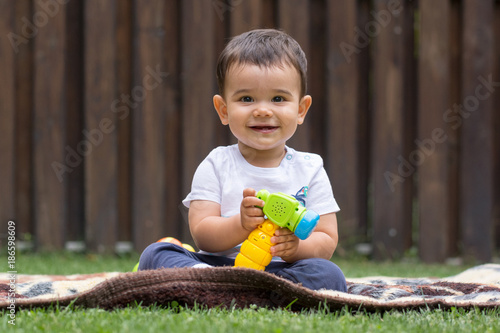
left=5, top=305, right=500, bottom=333
left=10, top=251, right=473, bottom=277
left=2, top=252, right=499, bottom=333
left=12, top=251, right=140, bottom=275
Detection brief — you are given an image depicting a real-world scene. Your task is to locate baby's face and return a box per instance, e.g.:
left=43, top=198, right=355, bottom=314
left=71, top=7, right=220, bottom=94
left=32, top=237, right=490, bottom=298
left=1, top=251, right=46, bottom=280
left=214, top=63, right=310, bottom=158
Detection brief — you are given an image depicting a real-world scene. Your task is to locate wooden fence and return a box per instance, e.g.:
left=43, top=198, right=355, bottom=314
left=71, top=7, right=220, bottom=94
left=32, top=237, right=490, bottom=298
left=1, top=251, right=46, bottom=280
left=1, top=0, right=499, bottom=263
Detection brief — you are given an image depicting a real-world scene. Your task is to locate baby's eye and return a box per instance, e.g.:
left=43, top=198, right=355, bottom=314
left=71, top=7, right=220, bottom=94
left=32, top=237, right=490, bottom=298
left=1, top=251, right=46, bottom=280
left=240, top=96, right=253, bottom=103
left=272, top=96, right=285, bottom=102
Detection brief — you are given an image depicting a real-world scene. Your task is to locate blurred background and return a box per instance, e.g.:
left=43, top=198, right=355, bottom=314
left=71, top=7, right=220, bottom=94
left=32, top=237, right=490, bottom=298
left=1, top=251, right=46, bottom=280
left=0, top=0, right=499, bottom=263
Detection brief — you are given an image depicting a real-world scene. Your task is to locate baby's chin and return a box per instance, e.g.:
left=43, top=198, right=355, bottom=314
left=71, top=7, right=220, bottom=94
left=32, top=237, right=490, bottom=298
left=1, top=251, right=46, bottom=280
left=237, top=140, right=287, bottom=153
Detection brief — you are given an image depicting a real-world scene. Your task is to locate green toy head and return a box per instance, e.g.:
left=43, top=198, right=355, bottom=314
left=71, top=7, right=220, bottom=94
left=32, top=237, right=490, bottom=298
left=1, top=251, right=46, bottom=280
left=256, top=189, right=319, bottom=240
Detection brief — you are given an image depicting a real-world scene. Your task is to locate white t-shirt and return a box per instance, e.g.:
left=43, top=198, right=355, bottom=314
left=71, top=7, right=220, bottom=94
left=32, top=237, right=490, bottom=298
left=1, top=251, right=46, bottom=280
left=182, top=144, right=340, bottom=257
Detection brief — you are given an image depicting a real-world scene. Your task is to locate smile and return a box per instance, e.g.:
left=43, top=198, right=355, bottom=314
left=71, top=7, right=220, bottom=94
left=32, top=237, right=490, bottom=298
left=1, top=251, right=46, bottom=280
left=249, top=125, right=279, bottom=133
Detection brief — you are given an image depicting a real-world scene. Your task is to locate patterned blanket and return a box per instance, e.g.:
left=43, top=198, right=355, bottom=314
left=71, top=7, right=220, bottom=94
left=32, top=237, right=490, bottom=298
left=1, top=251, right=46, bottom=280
left=1, top=264, right=500, bottom=311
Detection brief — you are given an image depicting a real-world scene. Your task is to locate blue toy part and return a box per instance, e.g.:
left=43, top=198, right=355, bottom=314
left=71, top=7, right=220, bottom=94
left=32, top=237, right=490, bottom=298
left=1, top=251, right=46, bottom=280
left=293, top=210, right=319, bottom=240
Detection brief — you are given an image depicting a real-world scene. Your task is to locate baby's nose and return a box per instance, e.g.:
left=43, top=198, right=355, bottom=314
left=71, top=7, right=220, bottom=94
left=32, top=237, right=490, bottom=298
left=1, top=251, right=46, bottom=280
left=253, top=103, right=273, bottom=117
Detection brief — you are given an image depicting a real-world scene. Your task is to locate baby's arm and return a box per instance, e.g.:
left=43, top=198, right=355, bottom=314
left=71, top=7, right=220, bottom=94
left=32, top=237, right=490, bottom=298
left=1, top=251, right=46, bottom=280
left=188, top=188, right=265, bottom=252
left=270, top=212, right=339, bottom=262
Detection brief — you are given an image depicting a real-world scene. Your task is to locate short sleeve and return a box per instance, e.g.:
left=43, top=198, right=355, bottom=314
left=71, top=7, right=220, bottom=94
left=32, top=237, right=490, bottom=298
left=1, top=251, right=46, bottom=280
left=182, top=152, right=222, bottom=208
left=306, top=162, right=340, bottom=215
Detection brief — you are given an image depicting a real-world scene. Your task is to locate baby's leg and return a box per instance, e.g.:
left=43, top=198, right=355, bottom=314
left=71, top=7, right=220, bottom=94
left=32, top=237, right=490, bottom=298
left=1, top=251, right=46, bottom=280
left=138, top=242, right=233, bottom=270
left=138, top=242, right=201, bottom=270
left=266, top=258, right=347, bottom=291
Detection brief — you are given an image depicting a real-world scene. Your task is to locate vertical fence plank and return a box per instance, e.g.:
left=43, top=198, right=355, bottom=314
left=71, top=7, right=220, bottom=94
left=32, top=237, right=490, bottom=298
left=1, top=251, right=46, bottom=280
left=0, top=0, right=15, bottom=226
left=325, top=0, right=368, bottom=248
left=84, top=0, right=118, bottom=252
left=371, top=0, right=414, bottom=259
left=116, top=0, right=133, bottom=243
left=33, top=0, right=68, bottom=250
left=66, top=0, right=84, bottom=244
left=278, top=0, right=311, bottom=153
left=417, top=1, right=458, bottom=262
left=494, top=2, right=500, bottom=252
left=213, top=1, right=232, bottom=148
left=132, top=0, right=171, bottom=251
left=181, top=0, right=217, bottom=241
left=308, top=0, right=328, bottom=158
left=230, top=0, right=263, bottom=35
left=14, top=0, right=34, bottom=238
left=356, top=0, right=371, bottom=246
left=460, top=0, right=495, bottom=262
left=162, top=0, right=183, bottom=240
left=261, top=0, right=275, bottom=27
left=446, top=0, right=463, bottom=258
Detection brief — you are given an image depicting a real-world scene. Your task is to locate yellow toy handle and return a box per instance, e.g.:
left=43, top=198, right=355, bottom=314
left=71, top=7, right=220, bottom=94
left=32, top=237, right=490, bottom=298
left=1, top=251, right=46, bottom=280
left=234, top=189, right=319, bottom=270
left=234, top=220, right=280, bottom=271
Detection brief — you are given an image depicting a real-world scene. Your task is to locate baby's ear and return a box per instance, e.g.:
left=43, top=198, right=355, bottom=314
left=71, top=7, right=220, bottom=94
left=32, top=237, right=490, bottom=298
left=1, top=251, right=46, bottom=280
left=297, top=95, right=312, bottom=124
left=213, top=95, right=229, bottom=125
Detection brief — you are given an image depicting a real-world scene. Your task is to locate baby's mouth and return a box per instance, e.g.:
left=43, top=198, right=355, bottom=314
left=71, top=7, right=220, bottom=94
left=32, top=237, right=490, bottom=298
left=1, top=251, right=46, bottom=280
left=250, top=125, right=278, bottom=133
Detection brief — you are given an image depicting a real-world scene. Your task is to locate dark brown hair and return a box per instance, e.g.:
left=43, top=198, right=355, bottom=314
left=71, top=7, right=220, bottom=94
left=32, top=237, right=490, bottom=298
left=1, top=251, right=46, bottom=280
left=216, top=29, right=308, bottom=97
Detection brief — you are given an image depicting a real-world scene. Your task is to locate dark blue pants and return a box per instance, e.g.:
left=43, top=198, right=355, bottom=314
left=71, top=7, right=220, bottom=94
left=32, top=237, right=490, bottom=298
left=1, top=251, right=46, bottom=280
left=138, top=242, right=347, bottom=292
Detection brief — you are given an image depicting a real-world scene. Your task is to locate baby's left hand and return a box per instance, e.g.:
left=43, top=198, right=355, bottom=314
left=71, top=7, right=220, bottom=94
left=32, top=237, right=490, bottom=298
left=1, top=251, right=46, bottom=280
left=270, top=228, right=299, bottom=261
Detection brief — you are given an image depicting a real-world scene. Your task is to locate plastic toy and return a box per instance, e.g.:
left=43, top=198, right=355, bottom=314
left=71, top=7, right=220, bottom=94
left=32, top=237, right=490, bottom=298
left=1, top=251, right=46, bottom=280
left=132, top=237, right=195, bottom=272
left=234, top=189, right=319, bottom=271
left=157, top=237, right=195, bottom=252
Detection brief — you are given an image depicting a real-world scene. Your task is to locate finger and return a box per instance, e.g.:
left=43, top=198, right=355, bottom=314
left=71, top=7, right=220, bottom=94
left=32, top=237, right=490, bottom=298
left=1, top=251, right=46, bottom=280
left=242, top=188, right=266, bottom=207
left=274, top=228, right=293, bottom=237
left=242, top=197, right=264, bottom=209
left=270, top=244, right=279, bottom=256
left=242, top=197, right=265, bottom=210
left=242, top=188, right=257, bottom=198
left=245, top=207, right=265, bottom=217
left=242, top=216, right=266, bottom=231
left=270, top=243, right=289, bottom=256
left=271, top=233, right=293, bottom=245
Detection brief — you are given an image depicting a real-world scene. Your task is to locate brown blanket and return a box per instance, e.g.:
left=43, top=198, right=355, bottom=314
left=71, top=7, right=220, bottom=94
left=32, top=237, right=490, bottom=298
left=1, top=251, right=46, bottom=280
left=1, top=264, right=500, bottom=311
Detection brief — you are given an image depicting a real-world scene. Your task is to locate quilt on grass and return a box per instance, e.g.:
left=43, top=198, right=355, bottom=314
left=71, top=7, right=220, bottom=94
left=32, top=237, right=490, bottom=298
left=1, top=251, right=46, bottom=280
left=1, top=264, right=499, bottom=311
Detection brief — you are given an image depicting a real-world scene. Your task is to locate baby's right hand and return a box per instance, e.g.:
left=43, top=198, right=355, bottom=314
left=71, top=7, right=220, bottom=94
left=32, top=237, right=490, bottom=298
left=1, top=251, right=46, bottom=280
left=240, top=188, right=265, bottom=232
